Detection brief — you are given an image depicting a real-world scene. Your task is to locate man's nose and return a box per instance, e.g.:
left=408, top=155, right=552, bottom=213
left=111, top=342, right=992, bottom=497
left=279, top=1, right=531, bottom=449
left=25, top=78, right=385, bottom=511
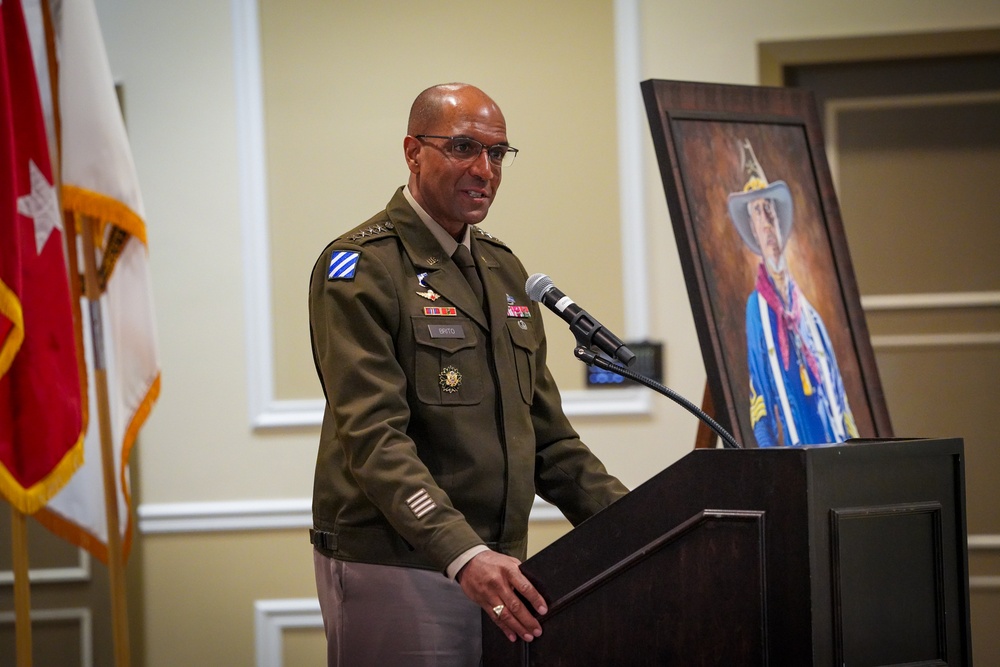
left=468, top=149, right=495, bottom=179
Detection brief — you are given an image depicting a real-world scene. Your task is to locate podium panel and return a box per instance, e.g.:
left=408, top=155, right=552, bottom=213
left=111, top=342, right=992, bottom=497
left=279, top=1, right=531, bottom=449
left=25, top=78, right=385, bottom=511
left=483, top=438, right=971, bottom=666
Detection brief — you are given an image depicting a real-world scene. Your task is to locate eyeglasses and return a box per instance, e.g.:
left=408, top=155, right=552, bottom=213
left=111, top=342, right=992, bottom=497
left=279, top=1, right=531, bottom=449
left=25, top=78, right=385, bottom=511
left=414, top=135, right=519, bottom=168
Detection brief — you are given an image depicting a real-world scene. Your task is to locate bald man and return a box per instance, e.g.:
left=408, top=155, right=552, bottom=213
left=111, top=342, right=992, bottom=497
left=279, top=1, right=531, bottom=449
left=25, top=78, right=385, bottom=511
left=308, top=83, right=628, bottom=666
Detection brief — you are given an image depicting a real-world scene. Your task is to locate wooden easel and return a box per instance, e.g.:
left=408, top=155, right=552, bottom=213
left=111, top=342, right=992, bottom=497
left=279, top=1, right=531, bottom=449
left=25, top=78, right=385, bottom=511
left=694, top=383, right=718, bottom=449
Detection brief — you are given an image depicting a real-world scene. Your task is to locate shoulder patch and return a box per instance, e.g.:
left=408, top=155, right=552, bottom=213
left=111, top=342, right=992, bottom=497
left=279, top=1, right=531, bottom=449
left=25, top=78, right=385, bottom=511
left=342, top=220, right=396, bottom=244
left=328, top=250, right=360, bottom=280
left=471, top=226, right=507, bottom=248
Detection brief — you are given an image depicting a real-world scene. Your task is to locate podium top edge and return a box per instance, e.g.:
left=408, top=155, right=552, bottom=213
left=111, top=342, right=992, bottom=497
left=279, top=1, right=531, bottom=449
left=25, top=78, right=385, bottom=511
left=694, top=437, right=964, bottom=453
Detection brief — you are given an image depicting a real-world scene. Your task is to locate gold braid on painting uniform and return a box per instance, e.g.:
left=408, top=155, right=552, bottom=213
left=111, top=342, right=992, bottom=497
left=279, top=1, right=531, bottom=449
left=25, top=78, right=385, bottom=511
left=748, top=378, right=767, bottom=428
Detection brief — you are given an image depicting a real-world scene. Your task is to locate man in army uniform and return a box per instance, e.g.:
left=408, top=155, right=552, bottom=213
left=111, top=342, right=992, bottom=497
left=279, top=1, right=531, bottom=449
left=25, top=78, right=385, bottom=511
left=308, top=83, right=628, bottom=666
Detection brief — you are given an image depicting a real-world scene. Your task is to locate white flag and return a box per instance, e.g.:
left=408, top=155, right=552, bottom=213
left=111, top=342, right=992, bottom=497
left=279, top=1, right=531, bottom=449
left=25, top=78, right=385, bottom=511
left=30, top=0, right=160, bottom=564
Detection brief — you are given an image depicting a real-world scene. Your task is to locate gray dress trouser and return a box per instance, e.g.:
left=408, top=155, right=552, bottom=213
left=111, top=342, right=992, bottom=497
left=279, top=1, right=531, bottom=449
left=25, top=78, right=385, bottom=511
left=314, top=549, right=482, bottom=667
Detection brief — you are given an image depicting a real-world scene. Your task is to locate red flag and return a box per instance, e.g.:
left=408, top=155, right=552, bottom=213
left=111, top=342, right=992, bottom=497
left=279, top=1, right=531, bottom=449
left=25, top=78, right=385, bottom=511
left=0, top=0, right=83, bottom=514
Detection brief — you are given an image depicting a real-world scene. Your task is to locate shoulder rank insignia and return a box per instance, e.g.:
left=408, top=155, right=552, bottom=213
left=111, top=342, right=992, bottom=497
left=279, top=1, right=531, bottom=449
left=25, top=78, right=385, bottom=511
left=328, top=250, right=360, bottom=280
left=471, top=226, right=506, bottom=246
left=344, top=221, right=395, bottom=243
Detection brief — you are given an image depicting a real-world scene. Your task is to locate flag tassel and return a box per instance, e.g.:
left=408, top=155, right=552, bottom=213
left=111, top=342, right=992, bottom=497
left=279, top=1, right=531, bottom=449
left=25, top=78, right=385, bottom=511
left=79, top=214, right=131, bottom=667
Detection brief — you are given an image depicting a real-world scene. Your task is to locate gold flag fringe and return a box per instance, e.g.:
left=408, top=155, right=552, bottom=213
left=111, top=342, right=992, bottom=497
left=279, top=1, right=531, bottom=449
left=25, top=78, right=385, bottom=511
left=62, top=185, right=147, bottom=247
left=0, top=431, right=85, bottom=515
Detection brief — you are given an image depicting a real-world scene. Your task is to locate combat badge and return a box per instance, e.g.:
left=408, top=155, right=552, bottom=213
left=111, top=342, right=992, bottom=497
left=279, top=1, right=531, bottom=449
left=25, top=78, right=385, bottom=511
left=438, top=366, right=462, bottom=393
left=416, top=289, right=441, bottom=301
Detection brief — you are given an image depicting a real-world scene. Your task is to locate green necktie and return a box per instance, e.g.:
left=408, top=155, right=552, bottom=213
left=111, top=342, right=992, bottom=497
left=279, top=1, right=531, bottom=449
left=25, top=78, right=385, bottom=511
left=452, top=244, right=484, bottom=307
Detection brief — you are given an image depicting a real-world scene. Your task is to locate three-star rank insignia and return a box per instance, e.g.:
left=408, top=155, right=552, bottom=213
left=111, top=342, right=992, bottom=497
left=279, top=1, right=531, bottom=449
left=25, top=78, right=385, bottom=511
left=438, top=366, right=462, bottom=393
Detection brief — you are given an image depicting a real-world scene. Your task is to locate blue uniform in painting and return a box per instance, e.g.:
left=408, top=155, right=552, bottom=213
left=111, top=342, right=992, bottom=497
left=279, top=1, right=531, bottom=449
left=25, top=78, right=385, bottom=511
left=745, top=266, right=858, bottom=447
left=727, top=139, right=860, bottom=448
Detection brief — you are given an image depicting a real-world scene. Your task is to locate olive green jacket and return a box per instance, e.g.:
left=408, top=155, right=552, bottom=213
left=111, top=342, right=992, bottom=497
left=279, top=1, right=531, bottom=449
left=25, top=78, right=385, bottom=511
left=309, top=188, right=627, bottom=573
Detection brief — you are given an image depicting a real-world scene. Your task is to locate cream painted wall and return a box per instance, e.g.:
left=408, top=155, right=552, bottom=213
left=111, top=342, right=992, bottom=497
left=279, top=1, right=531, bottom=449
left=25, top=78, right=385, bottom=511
left=258, top=0, right=624, bottom=402
left=87, top=0, right=1000, bottom=665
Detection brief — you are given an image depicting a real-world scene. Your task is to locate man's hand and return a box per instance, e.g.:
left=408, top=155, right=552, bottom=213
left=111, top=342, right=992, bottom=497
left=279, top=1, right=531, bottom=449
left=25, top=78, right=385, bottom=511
left=457, top=550, right=548, bottom=643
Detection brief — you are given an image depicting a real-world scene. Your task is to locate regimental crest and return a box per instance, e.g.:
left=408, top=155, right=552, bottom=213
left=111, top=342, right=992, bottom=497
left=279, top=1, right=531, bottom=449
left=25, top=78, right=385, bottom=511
left=328, top=250, right=360, bottom=280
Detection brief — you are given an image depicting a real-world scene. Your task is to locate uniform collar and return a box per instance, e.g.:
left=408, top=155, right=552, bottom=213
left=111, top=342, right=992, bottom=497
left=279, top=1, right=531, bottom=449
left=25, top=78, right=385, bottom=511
left=402, top=185, right=471, bottom=257
left=388, top=188, right=489, bottom=329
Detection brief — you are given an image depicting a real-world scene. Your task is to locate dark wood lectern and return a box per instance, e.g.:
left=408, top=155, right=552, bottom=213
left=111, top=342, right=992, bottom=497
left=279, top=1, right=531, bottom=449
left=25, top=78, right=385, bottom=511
left=483, top=438, right=972, bottom=666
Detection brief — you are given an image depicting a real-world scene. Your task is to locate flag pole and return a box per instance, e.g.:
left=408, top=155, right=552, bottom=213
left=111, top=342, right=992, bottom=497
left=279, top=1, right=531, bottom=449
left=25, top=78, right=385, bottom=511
left=10, top=504, right=33, bottom=667
left=78, top=214, right=131, bottom=667
left=4, top=2, right=68, bottom=666
left=39, top=3, right=129, bottom=665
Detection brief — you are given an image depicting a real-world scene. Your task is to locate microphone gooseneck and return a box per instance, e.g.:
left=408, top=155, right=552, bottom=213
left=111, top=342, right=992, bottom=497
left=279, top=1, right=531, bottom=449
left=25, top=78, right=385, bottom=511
left=526, top=273, right=742, bottom=449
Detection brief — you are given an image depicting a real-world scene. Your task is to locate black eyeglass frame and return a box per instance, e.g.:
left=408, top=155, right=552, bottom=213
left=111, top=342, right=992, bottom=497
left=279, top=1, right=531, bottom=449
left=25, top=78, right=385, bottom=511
left=414, top=134, right=519, bottom=168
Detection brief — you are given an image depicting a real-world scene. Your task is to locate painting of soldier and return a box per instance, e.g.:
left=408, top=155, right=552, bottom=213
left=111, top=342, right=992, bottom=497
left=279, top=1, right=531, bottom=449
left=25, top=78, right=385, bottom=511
left=641, top=79, right=892, bottom=449
left=727, top=139, right=858, bottom=447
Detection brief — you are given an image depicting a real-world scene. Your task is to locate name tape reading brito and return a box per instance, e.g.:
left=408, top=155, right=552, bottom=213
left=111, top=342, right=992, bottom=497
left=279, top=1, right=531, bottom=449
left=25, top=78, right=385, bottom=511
left=428, top=324, right=465, bottom=339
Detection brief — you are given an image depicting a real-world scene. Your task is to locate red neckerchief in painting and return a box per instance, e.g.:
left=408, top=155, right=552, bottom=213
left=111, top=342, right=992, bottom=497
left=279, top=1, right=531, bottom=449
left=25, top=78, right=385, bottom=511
left=755, top=262, right=821, bottom=385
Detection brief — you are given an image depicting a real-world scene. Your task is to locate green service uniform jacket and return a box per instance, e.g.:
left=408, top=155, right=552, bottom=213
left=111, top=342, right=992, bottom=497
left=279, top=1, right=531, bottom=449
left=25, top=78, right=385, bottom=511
left=309, top=188, right=628, bottom=573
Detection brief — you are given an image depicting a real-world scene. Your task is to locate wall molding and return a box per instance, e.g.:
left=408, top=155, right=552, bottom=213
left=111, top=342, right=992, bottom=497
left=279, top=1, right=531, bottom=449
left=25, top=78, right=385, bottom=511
left=138, top=496, right=564, bottom=535
left=254, top=598, right=323, bottom=667
left=862, top=292, right=1000, bottom=350
left=968, top=534, right=1000, bottom=550
left=138, top=498, right=312, bottom=534
left=862, top=291, right=1000, bottom=311
left=970, top=576, right=1000, bottom=590
left=137, top=498, right=1000, bottom=559
left=0, top=549, right=90, bottom=586
left=231, top=0, right=649, bottom=430
left=871, top=332, right=1000, bottom=350
left=0, top=607, right=93, bottom=667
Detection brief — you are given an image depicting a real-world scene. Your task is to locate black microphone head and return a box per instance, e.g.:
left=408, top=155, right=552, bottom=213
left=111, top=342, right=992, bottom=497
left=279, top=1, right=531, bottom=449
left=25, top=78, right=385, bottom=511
left=525, top=273, right=554, bottom=302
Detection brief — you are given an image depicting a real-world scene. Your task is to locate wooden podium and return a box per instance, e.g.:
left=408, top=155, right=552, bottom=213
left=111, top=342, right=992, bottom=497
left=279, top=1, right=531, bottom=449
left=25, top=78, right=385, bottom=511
left=483, top=438, right=972, bottom=666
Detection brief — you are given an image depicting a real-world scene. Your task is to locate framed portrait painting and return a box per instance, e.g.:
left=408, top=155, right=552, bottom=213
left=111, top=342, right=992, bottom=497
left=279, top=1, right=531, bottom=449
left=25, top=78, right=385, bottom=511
left=641, top=79, right=892, bottom=448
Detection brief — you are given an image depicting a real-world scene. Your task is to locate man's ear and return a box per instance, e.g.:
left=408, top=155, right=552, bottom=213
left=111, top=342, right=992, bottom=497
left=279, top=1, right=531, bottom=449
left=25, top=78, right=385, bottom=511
left=403, top=136, right=421, bottom=174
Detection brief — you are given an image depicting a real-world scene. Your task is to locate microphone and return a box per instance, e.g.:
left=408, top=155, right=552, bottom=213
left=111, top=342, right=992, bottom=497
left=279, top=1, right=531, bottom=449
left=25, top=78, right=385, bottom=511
left=525, top=273, right=636, bottom=366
